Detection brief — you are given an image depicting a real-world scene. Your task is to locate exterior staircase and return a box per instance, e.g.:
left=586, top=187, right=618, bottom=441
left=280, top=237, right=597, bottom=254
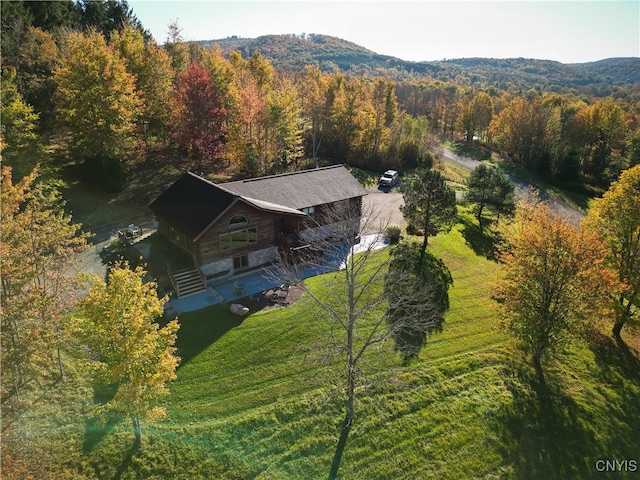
left=171, top=266, right=207, bottom=298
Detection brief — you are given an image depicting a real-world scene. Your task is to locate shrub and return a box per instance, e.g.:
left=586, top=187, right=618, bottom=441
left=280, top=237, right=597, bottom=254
left=385, top=225, right=402, bottom=244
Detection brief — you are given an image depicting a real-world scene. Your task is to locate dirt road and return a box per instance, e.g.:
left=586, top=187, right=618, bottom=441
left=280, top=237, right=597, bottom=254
left=437, top=146, right=585, bottom=224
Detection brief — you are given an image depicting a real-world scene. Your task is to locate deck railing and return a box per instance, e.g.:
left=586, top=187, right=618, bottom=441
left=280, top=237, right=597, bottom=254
left=166, top=262, right=179, bottom=297
left=192, top=254, right=207, bottom=288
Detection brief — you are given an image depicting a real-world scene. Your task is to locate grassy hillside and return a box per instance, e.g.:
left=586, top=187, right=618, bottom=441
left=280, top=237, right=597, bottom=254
left=3, top=208, right=639, bottom=479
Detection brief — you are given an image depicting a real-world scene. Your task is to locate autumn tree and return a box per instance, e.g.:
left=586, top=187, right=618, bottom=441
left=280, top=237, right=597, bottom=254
left=384, top=242, right=452, bottom=363
left=110, top=25, right=174, bottom=140
left=545, top=96, right=585, bottom=181
left=263, top=77, right=304, bottom=173
left=10, top=26, right=59, bottom=129
left=330, top=75, right=364, bottom=163
left=577, top=99, right=627, bottom=183
left=1, top=166, right=89, bottom=402
left=299, top=65, right=330, bottom=166
left=74, top=265, right=180, bottom=447
left=201, top=44, right=235, bottom=103
left=465, top=164, right=515, bottom=231
left=169, top=61, right=228, bottom=170
left=458, top=91, right=493, bottom=144
left=0, top=69, right=43, bottom=179
left=225, top=51, right=289, bottom=174
left=495, top=194, right=614, bottom=369
left=54, top=29, right=141, bottom=161
left=401, top=168, right=457, bottom=265
left=360, top=78, right=397, bottom=161
left=386, top=112, right=432, bottom=171
left=584, top=165, right=640, bottom=338
left=489, top=96, right=551, bottom=172
left=428, top=83, right=461, bottom=136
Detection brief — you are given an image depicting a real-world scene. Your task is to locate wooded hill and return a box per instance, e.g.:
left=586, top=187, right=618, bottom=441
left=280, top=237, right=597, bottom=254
left=203, top=34, right=640, bottom=94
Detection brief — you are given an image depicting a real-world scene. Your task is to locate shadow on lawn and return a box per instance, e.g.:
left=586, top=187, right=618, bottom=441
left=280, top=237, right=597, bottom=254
left=459, top=215, right=498, bottom=261
left=83, top=384, right=121, bottom=454
left=495, top=341, right=640, bottom=480
left=172, top=306, right=247, bottom=367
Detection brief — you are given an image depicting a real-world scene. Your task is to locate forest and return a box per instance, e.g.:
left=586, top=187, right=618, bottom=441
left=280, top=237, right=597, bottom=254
left=2, top=0, right=639, bottom=195
left=2, top=1, right=640, bottom=478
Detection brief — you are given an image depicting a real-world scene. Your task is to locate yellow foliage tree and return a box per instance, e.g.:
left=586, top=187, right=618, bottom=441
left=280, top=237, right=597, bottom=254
left=1, top=166, right=89, bottom=401
left=585, top=165, right=640, bottom=338
left=74, top=265, right=180, bottom=447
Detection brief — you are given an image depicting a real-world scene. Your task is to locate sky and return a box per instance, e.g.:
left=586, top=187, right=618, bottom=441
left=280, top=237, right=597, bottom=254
left=127, top=0, right=640, bottom=64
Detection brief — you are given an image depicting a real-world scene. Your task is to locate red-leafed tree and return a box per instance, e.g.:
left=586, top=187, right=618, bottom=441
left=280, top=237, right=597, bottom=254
left=169, top=62, right=227, bottom=170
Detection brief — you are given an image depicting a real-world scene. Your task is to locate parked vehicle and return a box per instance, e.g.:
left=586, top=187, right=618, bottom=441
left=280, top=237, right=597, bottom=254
left=379, top=170, right=399, bottom=187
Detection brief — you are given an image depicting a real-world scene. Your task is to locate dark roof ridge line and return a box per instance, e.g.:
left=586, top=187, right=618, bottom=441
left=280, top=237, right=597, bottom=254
left=185, top=171, right=302, bottom=216
left=229, top=164, right=345, bottom=184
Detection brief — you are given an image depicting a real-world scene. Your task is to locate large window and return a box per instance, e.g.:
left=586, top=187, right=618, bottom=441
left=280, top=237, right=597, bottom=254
left=220, top=227, right=258, bottom=250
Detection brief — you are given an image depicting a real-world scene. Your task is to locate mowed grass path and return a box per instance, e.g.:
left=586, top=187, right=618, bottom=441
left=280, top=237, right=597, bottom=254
left=5, top=217, right=639, bottom=479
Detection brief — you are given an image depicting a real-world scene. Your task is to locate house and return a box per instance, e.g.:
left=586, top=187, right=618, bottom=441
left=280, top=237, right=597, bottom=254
left=149, top=165, right=367, bottom=296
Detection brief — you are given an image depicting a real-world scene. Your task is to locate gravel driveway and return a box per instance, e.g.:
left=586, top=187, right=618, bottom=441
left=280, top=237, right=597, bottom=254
left=361, top=186, right=405, bottom=234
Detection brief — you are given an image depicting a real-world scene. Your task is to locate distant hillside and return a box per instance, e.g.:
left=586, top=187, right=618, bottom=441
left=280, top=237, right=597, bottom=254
left=200, top=34, right=640, bottom=94
left=200, top=33, right=441, bottom=78
left=572, top=57, right=640, bottom=85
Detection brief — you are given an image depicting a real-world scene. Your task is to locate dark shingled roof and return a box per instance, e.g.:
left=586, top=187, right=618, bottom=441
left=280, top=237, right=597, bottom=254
left=223, top=165, right=367, bottom=209
left=149, top=165, right=366, bottom=240
left=149, top=172, right=237, bottom=240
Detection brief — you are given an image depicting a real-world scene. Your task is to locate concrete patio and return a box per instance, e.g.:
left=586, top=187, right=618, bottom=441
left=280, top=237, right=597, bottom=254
left=165, top=233, right=389, bottom=314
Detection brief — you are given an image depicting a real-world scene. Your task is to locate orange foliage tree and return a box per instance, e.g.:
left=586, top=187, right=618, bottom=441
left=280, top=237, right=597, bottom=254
left=494, top=193, right=615, bottom=368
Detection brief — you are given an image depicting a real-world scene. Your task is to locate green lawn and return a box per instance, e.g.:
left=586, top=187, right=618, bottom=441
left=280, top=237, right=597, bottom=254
left=3, top=217, right=639, bottom=479
left=59, top=157, right=186, bottom=236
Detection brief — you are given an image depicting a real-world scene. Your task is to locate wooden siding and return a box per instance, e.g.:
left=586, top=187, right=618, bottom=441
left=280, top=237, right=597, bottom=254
left=196, top=202, right=299, bottom=266
left=157, top=218, right=195, bottom=257
left=308, top=197, right=362, bottom=227
left=156, top=195, right=364, bottom=267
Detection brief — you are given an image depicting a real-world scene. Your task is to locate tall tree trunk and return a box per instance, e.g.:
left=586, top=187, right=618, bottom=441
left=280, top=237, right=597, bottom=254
left=419, top=232, right=428, bottom=269
left=132, top=415, right=142, bottom=448
left=13, top=371, right=21, bottom=403
left=533, top=343, right=546, bottom=370
left=477, top=203, right=485, bottom=232
left=613, top=292, right=636, bottom=339
left=57, top=345, right=64, bottom=379
left=612, top=320, right=624, bottom=339
left=419, top=197, right=432, bottom=269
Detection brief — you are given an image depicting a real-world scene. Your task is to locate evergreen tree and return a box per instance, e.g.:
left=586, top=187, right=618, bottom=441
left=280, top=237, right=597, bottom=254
left=401, top=168, right=457, bottom=266
left=465, top=164, right=515, bottom=231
